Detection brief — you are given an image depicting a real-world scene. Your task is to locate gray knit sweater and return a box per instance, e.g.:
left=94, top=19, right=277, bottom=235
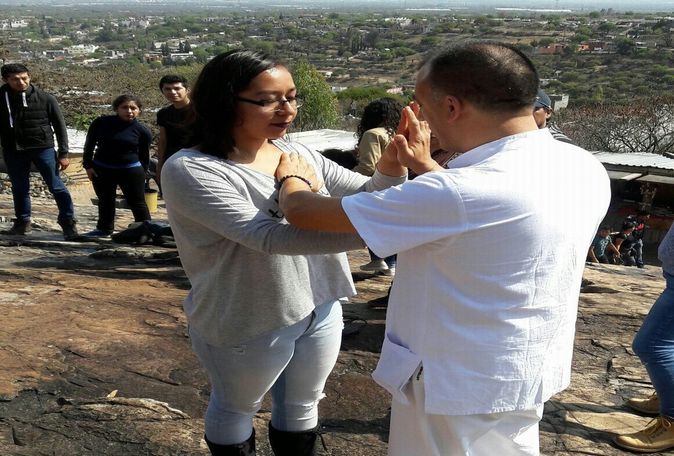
left=162, top=139, right=406, bottom=346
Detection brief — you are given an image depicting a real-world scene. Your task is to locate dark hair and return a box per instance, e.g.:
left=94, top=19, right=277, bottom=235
left=356, top=97, right=403, bottom=145
left=112, top=94, right=143, bottom=111
left=599, top=225, right=611, bottom=231
left=159, top=74, right=189, bottom=91
left=189, top=49, right=282, bottom=158
left=421, top=42, right=539, bottom=113
left=321, top=148, right=358, bottom=170
left=1, top=63, right=29, bottom=79
left=622, top=221, right=636, bottom=231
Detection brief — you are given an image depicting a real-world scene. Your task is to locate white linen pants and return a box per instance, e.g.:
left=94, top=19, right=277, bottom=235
left=388, top=368, right=544, bottom=456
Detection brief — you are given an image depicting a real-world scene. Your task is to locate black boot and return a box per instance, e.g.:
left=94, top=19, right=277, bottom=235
left=268, top=423, right=322, bottom=456
left=204, top=429, right=255, bottom=456
left=4, top=218, right=31, bottom=235
left=58, top=219, right=79, bottom=241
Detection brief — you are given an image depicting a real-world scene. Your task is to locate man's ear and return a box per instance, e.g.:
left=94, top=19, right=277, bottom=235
left=445, top=95, right=462, bottom=123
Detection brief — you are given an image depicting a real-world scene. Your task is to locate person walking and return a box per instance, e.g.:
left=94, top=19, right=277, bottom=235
left=614, top=222, right=674, bottom=452
left=82, top=94, right=152, bottom=237
left=0, top=63, right=78, bottom=240
left=161, top=49, right=405, bottom=455
left=277, top=42, right=611, bottom=455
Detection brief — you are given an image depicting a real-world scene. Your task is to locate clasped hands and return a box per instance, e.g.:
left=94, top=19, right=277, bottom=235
left=276, top=102, right=438, bottom=188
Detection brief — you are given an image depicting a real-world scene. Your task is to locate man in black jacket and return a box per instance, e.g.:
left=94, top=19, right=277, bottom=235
left=0, top=63, right=78, bottom=240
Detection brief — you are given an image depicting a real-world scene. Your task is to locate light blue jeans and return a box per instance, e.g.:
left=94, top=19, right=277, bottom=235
left=189, top=300, right=343, bottom=445
left=633, top=270, right=674, bottom=417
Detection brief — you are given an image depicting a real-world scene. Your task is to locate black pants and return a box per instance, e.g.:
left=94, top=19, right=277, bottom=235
left=92, top=165, right=150, bottom=232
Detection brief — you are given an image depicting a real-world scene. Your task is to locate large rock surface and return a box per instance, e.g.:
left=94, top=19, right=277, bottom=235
left=0, top=193, right=667, bottom=455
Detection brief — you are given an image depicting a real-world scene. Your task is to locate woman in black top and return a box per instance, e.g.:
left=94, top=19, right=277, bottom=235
left=83, top=94, right=152, bottom=236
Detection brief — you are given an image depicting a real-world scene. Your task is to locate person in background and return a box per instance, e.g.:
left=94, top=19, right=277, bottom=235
left=276, top=42, right=610, bottom=455
left=588, top=225, right=620, bottom=264
left=532, top=88, right=574, bottom=144
left=82, top=94, right=152, bottom=238
left=161, top=49, right=406, bottom=456
left=321, top=147, right=358, bottom=170
left=614, top=222, right=674, bottom=452
left=353, top=97, right=403, bottom=275
left=156, top=75, right=191, bottom=193
left=614, top=221, right=638, bottom=266
left=0, top=63, right=78, bottom=240
left=625, top=210, right=651, bottom=268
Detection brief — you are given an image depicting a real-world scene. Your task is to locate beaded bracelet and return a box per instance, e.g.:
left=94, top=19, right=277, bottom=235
left=278, top=174, right=313, bottom=190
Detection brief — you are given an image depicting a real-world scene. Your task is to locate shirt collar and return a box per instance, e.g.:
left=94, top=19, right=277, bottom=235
left=445, top=128, right=552, bottom=169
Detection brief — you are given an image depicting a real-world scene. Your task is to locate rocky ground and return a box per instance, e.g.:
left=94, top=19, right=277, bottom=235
left=0, top=190, right=669, bottom=455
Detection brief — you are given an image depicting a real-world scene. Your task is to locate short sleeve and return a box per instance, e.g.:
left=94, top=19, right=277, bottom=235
left=156, top=108, right=167, bottom=127
left=341, top=172, right=468, bottom=257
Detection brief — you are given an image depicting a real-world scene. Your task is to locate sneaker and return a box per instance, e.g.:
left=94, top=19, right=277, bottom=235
left=360, top=259, right=389, bottom=273
left=4, top=219, right=31, bottom=235
left=83, top=229, right=113, bottom=239
left=59, top=220, right=80, bottom=241
left=614, top=415, right=674, bottom=452
left=626, top=393, right=660, bottom=416
left=382, top=266, right=396, bottom=276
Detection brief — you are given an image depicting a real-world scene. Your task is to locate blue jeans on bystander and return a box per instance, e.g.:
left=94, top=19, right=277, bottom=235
left=3, top=147, right=74, bottom=224
left=633, top=270, right=674, bottom=417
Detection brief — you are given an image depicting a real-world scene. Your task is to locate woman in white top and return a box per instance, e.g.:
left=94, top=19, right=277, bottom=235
left=161, top=50, right=406, bottom=455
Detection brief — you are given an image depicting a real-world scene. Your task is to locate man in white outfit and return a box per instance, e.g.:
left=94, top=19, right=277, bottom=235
left=276, top=42, right=611, bottom=455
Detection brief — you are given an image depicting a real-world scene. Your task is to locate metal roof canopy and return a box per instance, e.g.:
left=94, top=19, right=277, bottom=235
left=593, top=152, right=674, bottom=172
left=635, top=174, right=674, bottom=185
left=287, top=129, right=356, bottom=153
left=607, top=171, right=643, bottom=180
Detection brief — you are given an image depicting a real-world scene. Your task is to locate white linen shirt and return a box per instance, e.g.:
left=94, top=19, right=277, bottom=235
left=342, top=129, right=611, bottom=415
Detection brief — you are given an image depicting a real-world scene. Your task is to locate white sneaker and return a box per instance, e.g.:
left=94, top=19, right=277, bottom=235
left=382, top=266, right=396, bottom=276
left=360, top=259, right=389, bottom=273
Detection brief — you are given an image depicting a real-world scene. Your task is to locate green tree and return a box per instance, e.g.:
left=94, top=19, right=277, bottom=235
left=570, top=33, right=590, bottom=43
left=597, top=22, right=616, bottom=34
left=576, top=26, right=593, bottom=37
left=160, top=42, right=170, bottom=56
left=95, top=28, right=116, bottom=43
left=615, top=37, right=635, bottom=56
left=337, top=86, right=399, bottom=115
left=291, top=61, right=339, bottom=131
left=192, top=47, right=209, bottom=63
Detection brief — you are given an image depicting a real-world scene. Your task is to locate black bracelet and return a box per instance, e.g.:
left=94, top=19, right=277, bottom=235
left=278, top=174, right=312, bottom=190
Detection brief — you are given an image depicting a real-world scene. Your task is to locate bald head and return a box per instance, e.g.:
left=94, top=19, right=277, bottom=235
left=421, top=42, right=539, bottom=114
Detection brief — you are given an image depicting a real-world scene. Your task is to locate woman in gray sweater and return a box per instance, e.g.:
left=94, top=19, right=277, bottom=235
left=161, top=50, right=407, bottom=456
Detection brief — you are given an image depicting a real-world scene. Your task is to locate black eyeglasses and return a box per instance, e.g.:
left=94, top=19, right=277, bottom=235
left=235, top=96, right=303, bottom=112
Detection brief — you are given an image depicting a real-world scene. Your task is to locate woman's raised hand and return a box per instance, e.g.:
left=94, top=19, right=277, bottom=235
left=276, top=153, right=323, bottom=192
